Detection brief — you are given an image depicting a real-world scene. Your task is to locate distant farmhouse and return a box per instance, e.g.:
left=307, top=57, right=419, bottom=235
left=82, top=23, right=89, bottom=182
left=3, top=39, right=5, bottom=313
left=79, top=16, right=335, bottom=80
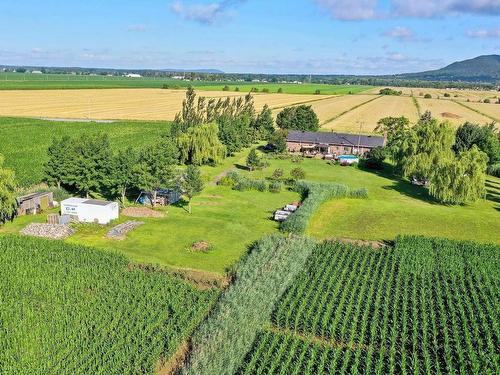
left=123, top=73, right=142, bottom=78
left=286, top=130, right=385, bottom=157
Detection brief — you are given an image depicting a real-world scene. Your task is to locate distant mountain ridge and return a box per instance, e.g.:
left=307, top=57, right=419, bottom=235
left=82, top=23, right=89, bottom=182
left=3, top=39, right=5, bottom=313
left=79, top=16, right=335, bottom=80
left=396, top=55, right=500, bottom=83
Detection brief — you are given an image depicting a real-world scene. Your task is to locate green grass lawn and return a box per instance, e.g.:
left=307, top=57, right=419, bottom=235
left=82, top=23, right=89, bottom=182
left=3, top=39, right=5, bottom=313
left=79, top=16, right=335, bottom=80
left=0, top=117, right=167, bottom=186
left=240, top=156, right=500, bottom=244
left=0, top=148, right=298, bottom=276
left=0, top=72, right=371, bottom=95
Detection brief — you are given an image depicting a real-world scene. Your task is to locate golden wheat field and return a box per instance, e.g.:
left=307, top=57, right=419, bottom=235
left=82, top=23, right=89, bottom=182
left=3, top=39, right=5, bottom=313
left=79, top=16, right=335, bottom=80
left=322, top=95, right=419, bottom=133
left=416, top=98, right=493, bottom=126
left=0, top=89, right=326, bottom=121
left=365, top=86, right=499, bottom=102
left=272, top=94, right=377, bottom=124
left=463, top=102, right=500, bottom=122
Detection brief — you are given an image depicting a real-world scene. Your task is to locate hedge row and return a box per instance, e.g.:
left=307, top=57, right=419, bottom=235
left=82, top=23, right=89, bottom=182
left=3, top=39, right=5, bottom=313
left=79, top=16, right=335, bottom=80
left=180, top=235, right=316, bottom=375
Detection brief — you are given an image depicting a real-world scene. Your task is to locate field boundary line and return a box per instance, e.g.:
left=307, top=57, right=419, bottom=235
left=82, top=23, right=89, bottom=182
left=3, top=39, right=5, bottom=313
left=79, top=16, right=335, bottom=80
left=269, top=94, right=340, bottom=111
left=452, top=100, right=499, bottom=123
left=411, top=96, right=421, bottom=117
left=320, top=95, right=382, bottom=126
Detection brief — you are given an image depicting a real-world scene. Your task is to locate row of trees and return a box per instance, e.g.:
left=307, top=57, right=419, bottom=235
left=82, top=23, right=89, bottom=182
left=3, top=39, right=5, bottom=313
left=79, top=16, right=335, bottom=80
left=44, top=134, right=204, bottom=212
left=375, top=112, right=493, bottom=204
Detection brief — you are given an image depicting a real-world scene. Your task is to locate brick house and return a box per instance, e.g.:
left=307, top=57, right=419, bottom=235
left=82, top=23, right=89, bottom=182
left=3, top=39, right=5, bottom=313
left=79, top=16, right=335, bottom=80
left=286, top=131, right=385, bottom=157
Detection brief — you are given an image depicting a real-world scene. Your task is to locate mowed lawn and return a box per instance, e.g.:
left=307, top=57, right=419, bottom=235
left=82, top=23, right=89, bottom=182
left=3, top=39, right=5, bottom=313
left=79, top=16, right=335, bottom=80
left=0, top=117, right=167, bottom=186
left=242, top=157, right=500, bottom=244
left=0, top=149, right=298, bottom=276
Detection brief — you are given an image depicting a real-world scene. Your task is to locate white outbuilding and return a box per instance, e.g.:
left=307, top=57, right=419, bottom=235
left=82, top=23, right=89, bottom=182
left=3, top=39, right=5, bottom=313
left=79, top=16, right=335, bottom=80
left=60, top=198, right=119, bottom=224
left=124, top=73, right=142, bottom=78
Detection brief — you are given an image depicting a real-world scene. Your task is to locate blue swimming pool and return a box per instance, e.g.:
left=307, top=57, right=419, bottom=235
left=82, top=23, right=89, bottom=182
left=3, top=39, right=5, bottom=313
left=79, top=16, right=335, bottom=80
left=338, top=155, right=359, bottom=160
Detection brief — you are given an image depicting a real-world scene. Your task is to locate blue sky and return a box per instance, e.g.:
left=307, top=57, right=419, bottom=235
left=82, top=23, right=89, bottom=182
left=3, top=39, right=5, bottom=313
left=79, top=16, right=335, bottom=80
left=0, top=0, right=498, bottom=74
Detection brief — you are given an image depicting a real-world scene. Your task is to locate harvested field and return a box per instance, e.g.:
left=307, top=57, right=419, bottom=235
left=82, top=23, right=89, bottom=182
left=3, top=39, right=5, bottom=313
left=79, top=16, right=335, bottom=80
left=272, top=94, right=376, bottom=124
left=322, top=95, right=419, bottom=133
left=366, top=86, right=499, bottom=102
left=416, top=98, right=492, bottom=126
left=462, top=101, right=500, bottom=122
left=0, top=89, right=326, bottom=121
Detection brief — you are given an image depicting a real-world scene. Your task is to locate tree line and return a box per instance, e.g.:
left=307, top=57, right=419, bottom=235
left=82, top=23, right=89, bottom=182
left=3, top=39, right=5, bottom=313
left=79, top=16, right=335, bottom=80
left=375, top=111, right=499, bottom=204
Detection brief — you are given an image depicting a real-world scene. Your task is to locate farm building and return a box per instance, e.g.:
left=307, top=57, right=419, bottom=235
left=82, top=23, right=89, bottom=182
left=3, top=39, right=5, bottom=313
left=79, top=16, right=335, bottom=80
left=16, top=191, right=54, bottom=216
left=124, top=73, right=142, bottom=78
left=286, top=130, right=385, bottom=157
left=136, top=188, right=181, bottom=206
left=60, top=198, right=119, bottom=224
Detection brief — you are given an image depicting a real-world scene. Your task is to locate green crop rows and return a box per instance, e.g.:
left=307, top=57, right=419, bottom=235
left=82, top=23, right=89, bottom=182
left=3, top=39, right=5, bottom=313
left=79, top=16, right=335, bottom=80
left=0, top=235, right=217, bottom=375
left=238, top=236, right=500, bottom=374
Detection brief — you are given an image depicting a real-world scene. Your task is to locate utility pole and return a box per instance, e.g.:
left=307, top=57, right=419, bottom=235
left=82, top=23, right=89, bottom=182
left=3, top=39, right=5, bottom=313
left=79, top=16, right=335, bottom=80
left=357, top=121, right=363, bottom=155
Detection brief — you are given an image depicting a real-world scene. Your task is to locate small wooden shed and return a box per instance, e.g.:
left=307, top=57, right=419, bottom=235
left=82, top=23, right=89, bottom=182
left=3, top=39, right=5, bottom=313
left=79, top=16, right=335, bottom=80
left=17, top=192, right=54, bottom=216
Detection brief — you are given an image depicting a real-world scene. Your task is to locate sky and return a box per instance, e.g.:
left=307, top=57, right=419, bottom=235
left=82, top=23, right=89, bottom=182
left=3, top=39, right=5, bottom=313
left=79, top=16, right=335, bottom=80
left=0, top=0, right=498, bottom=75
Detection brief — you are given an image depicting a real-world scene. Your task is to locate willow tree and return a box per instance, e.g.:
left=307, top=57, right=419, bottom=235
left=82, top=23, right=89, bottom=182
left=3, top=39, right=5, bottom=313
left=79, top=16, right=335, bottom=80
left=177, top=123, right=226, bottom=165
left=403, top=115, right=455, bottom=181
left=429, top=146, right=488, bottom=204
left=375, top=116, right=413, bottom=174
left=0, top=154, right=17, bottom=224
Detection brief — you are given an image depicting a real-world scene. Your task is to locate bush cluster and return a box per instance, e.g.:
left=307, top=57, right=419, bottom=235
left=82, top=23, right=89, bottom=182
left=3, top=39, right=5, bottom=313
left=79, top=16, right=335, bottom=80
left=218, top=171, right=282, bottom=193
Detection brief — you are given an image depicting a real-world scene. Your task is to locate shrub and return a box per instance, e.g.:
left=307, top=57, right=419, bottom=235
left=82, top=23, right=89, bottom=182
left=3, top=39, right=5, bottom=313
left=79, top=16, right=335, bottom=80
left=235, top=87, right=240, bottom=92
left=277, top=88, right=283, bottom=93
left=291, top=154, right=303, bottom=163
left=268, top=181, right=282, bottom=193
left=271, top=168, right=284, bottom=180
left=253, top=179, right=267, bottom=192
left=262, top=88, right=270, bottom=93
left=222, top=85, right=230, bottom=91
left=424, top=93, right=432, bottom=99
left=162, top=84, right=169, bottom=89
left=314, top=89, right=321, bottom=95
left=483, top=98, right=490, bottom=103
left=364, top=146, right=387, bottom=170
left=444, top=93, right=450, bottom=97
left=290, top=167, right=306, bottom=180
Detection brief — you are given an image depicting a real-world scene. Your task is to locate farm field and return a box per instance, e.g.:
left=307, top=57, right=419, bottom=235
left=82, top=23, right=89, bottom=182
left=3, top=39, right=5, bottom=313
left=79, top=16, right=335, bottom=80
left=0, top=72, right=371, bottom=95
left=322, top=95, right=419, bottom=133
left=239, top=157, right=500, bottom=244
left=0, top=117, right=167, bottom=186
left=460, top=101, right=500, bottom=122
left=0, top=88, right=327, bottom=121
left=272, top=94, right=378, bottom=124
left=416, top=98, right=493, bottom=126
left=0, top=235, right=217, bottom=375
left=366, top=86, right=499, bottom=102
left=238, top=237, right=500, bottom=374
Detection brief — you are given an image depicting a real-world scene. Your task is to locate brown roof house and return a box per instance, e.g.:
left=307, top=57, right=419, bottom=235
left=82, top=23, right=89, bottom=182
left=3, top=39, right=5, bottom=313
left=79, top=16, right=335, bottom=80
left=286, top=131, right=385, bottom=157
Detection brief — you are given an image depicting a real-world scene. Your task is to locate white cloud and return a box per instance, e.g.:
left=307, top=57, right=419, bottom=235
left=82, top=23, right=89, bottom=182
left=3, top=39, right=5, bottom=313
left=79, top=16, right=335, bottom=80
left=392, top=0, right=500, bottom=18
left=170, top=0, right=246, bottom=24
left=383, top=26, right=414, bottom=41
left=313, top=0, right=380, bottom=20
left=466, top=27, right=500, bottom=39
left=313, top=0, right=500, bottom=20
left=387, top=52, right=407, bottom=61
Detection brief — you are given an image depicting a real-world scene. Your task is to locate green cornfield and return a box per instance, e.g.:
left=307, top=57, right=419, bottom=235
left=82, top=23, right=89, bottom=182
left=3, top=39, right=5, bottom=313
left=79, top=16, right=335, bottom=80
left=238, top=236, right=500, bottom=374
left=0, top=235, right=217, bottom=374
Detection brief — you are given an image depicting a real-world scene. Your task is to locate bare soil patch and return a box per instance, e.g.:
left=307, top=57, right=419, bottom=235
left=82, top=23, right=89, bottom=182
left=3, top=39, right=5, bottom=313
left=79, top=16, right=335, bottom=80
left=122, top=207, right=164, bottom=218
left=191, top=241, right=212, bottom=252
left=441, top=112, right=461, bottom=119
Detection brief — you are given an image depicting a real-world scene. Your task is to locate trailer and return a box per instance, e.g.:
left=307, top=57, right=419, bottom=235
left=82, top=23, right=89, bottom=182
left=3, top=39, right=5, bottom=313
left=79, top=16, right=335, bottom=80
left=60, top=198, right=119, bottom=224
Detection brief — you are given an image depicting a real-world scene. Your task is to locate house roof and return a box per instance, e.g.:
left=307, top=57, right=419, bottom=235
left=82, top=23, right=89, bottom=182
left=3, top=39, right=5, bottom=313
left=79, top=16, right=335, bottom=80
left=17, top=191, right=52, bottom=203
left=61, top=198, right=114, bottom=206
left=286, top=131, right=385, bottom=148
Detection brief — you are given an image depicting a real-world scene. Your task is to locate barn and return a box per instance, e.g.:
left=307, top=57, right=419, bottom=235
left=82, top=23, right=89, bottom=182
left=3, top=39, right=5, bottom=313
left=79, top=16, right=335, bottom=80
left=60, top=198, right=119, bottom=224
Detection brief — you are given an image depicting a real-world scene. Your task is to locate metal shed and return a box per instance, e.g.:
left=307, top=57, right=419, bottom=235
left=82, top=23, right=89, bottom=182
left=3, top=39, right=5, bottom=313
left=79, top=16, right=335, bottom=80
left=16, top=192, right=54, bottom=216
